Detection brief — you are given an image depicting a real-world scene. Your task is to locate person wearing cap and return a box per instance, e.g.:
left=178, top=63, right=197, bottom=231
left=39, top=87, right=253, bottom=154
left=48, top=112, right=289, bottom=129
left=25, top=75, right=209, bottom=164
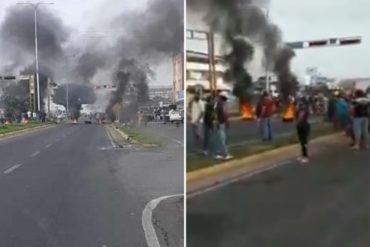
left=214, top=91, right=233, bottom=160
left=189, top=93, right=205, bottom=152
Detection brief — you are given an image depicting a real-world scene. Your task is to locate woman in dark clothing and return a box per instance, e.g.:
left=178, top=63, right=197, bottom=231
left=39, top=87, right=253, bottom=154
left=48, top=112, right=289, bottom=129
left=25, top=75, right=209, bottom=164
left=296, top=97, right=311, bottom=163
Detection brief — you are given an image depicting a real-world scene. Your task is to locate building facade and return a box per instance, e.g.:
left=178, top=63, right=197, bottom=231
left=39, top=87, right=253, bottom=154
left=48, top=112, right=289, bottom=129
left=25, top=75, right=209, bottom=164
left=148, top=85, right=173, bottom=101
left=173, top=53, right=184, bottom=102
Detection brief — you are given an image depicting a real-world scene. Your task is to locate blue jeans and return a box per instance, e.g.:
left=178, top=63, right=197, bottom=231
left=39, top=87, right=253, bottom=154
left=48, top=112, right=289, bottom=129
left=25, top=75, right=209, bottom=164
left=353, top=117, right=369, bottom=145
left=260, top=118, right=272, bottom=140
left=215, top=124, right=229, bottom=156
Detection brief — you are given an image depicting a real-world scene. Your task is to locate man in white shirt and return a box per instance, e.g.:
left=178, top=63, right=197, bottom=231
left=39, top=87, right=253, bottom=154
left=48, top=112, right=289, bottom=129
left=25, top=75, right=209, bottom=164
left=189, top=94, right=205, bottom=151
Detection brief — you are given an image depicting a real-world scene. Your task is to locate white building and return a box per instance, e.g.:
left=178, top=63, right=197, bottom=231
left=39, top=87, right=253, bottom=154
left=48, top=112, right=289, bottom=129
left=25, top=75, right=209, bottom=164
left=186, top=51, right=232, bottom=92
left=148, top=85, right=173, bottom=100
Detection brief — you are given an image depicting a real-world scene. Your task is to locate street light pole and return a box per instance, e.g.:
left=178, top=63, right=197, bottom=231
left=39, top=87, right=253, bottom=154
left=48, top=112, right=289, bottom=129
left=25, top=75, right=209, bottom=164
left=34, top=7, right=40, bottom=112
left=16, top=2, right=54, bottom=113
left=264, top=7, right=270, bottom=93
left=66, top=83, right=69, bottom=115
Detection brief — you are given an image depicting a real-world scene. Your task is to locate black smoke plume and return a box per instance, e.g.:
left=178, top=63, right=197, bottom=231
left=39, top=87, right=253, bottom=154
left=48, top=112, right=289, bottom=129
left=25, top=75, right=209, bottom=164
left=0, top=81, right=29, bottom=118
left=75, top=51, right=107, bottom=83
left=106, top=58, right=153, bottom=121
left=274, top=47, right=298, bottom=101
left=0, top=6, right=69, bottom=67
left=188, top=0, right=297, bottom=97
left=225, top=38, right=254, bottom=99
left=53, top=83, right=96, bottom=119
left=105, top=0, right=183, bottom=121
left=115, top=0, right=183, bottom=57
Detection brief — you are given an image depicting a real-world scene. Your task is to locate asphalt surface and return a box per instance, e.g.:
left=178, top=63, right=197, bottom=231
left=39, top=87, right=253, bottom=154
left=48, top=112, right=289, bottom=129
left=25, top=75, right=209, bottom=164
left=0, top=123, right=183, bottom=247
left=186, top=117, right=323, bottom=155
left=187, top=142, right=370, bottom=247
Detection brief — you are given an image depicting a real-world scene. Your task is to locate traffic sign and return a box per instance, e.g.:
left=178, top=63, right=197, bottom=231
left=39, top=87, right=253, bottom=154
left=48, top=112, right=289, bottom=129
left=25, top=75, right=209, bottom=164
left=286, top=36, right=361, bottom=49
left=95, top=85, right=117, bottom=90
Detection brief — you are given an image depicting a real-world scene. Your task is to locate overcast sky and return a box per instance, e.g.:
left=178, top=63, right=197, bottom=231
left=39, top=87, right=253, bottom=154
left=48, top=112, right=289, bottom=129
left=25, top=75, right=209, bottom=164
left=0, top=0, right=173, bottom=86
left=187, top=0, right=370, bottom=80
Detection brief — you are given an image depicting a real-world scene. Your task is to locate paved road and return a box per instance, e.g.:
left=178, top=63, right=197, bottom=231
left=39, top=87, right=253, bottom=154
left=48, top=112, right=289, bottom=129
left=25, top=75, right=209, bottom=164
left=187, top=143, right=370, bottom=247
left=0, top=123, right=183, bottom=246
left=186, top=117, right=323, bottom=155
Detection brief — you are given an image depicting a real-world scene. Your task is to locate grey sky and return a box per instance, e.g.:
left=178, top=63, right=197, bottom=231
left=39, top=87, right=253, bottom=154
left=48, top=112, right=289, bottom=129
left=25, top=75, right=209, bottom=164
left=187, top=0, right=370, bottom=80
left=0, top=0, right=172, bottom=86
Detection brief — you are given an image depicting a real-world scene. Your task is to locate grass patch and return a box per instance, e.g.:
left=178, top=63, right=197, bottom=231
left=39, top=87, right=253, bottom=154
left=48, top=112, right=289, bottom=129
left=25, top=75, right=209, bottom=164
left=118, top=125, right=162, bottom=146
left=0, top=122, right=48, bottom=135
left=187, top=125, right=338, bottom=172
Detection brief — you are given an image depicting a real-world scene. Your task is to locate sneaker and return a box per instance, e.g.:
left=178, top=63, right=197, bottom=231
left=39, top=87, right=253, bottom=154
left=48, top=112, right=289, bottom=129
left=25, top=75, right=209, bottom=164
left=213, top=155, right=223, bottom=160
left=300, top=157, right=309, bottom=164
left=297, top=157, right=303, bottom=161
left=351, top=145, right=360, bottom=150
left=223, top=155, right=234, bottom=160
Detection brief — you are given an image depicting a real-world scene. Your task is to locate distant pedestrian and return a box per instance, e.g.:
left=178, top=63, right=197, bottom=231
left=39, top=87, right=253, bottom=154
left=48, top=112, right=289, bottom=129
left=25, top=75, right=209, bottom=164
left=335, top=95, right=350, bottom=131
left=258, top=91, right=274, bottom=141
left=189, top=93, right=205, bottom=152
left=351, top=90, right=370, bottom=150
left=296, top=97, right=311, bottom=163
left=214, top=91, right=233, bottom=160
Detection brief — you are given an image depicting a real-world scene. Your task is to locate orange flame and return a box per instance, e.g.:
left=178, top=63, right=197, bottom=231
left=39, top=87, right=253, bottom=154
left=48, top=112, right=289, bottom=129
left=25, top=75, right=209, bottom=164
left=240, top=100, right=254, bottom=120
left=282, top=102, right=295, bottom=122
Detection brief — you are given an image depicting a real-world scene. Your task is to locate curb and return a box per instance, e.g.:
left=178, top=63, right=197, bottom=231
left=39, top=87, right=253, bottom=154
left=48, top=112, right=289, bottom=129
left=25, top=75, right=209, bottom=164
left=187, top=132, right=342, bottom=185
left=0, top=124, right=56, bottom=139
left=112, top=125, right=141, bottom=145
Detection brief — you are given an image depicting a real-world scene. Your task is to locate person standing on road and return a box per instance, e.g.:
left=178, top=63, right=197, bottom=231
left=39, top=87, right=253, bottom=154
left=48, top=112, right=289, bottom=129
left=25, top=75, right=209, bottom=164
left=214, top=91, right=233, bottom=160
left=258, top=91, right=274, bottom=141
left=335, top=94, right=350, bottom=131
left=351, top=90, right=370, bottom=150
left=296, top=97, right=311, bottom=163
left=189, top=93, right=205, bottom=152
left=202, top=95, right=216, bottom=155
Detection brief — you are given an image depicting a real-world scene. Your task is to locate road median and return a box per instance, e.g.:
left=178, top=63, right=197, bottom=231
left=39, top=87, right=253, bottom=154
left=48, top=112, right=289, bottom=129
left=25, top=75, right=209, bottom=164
left=187, top=125, right=344, bottom=193
left=113, top=124, right=161, bottom=147
left=0, top=122, right=56, bottom=139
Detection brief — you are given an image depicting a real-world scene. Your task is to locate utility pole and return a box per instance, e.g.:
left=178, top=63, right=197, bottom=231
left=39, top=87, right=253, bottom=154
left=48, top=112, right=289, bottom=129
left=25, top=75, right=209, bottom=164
left=187, top=29, right=216, bottom=93
left=47, top=78, right=51, bottom=116
left=207, top=31, right=216, bottom=92
left=66, top=83, right=69, bottom=115
left=264, top=7, right=271, bottom=93
left=16, top=2, right=54, bottom=113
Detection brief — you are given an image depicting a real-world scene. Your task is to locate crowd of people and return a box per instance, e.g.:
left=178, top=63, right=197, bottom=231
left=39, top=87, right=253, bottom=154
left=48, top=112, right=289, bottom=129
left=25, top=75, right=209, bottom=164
left=0, top=110, right=47, bottom=124
left=189, top=91, right=233, bottom=160
left=189, top=88, right=370, bottom=163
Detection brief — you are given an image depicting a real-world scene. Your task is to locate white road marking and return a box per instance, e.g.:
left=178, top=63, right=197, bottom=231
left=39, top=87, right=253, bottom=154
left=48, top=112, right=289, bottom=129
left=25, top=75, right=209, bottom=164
left=30, top=151, right=40, bottom=157
left=142, top=194, right=183, bottom=247
left=188, top=160, right=293, bottom=198
left=105, top=128, right=117, bottom=148
left=45, top=143, right=52, bottom=148
left=55, top=138, right=61, bottom=142
left=3, top=164, right=22, bottom=174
